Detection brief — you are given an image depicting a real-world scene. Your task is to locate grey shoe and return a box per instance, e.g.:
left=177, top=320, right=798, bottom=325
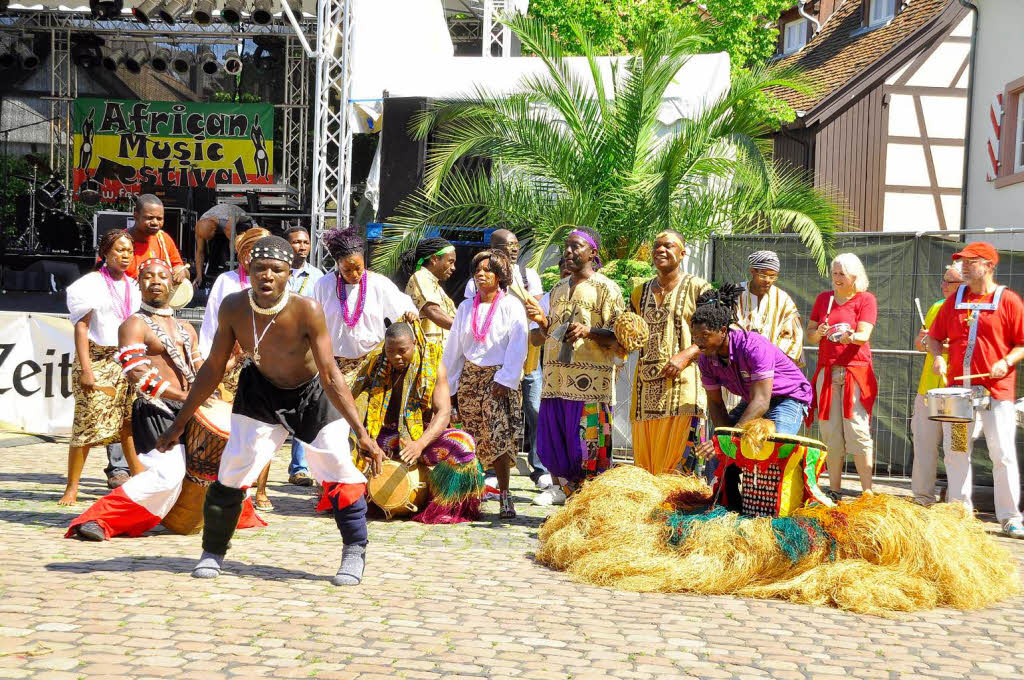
left=1002, top=520, right=1024, bottom=540
left=76, top=521, right=106, bottom=541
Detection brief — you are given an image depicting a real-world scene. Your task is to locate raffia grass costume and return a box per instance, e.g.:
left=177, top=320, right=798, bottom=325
left=537, top=423, right=1019, bottom=615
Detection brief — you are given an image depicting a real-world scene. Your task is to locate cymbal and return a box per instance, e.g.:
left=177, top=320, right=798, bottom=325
left=22, top=153, right=52, bottom=175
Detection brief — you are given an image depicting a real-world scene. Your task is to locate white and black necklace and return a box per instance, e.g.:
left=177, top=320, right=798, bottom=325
left=140, top=302, right=173, bottom=316
left=249, top=290, right=290, bottom=365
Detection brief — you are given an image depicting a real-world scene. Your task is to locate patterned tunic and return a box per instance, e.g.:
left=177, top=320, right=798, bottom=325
left=406, top=267, right=456, bottom=347
left=735, top=283, right=804, bottom=366
left=630, top=274, right=711, bottom=422
left=541, top=272, right=625, bottom=404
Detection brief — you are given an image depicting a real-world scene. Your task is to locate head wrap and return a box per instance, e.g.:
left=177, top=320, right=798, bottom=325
left=138, top=257, right=172, bottom=274
left=748, top=250, right=781, bottom=272
left=235, top=227, right=271, bottom=263
left=655, top=230, right=686, bottom=252
left=248, top=236, right=294, bottom=264
left=569, top=228, right=602, bottom=269
left=417, top=244, right=455, bottom=270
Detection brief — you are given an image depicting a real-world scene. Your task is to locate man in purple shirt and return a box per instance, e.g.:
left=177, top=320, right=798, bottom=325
left=692, top=286, right=811, bottom=461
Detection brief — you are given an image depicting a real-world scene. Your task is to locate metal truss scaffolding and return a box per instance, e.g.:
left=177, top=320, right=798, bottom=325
left=482, top=0, right=510, bottom=58
left=0, top=10, right=316, bottom=210
left=309, top=0, right=353, bottom=266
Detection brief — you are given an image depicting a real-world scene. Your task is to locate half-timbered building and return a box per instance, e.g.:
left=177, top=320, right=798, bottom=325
left=771, top=0, right=973, bottom=232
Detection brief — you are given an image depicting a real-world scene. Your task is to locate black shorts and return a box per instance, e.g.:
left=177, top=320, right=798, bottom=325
left=131, top=399, right=182, bottom=453
left=233, top=364, right=341, bottom=443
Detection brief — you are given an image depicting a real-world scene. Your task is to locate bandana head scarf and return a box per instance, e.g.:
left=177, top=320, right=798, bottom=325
left=748, top=250, right=781, bottom=272
left=569, top=228, right=602, bottom=270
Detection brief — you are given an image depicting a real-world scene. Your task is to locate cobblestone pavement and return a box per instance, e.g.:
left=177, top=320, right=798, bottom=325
left=1, top=439, right=1022, bottom=679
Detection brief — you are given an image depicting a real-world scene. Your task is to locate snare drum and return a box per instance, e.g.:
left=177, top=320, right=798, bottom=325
left=163, top=400, right=232, bottom=535
left=926, top=387, right=989, bottom=423
left=367, top=459, right=429, bottom=519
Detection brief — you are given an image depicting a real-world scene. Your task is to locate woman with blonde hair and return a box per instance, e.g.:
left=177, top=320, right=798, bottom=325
left=806, top=252, right=878, bottom=499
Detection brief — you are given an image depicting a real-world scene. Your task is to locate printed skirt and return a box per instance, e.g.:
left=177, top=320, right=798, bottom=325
left=71, top=341, right=134, bottom=447
left=455, top=362, right=522, bottom=469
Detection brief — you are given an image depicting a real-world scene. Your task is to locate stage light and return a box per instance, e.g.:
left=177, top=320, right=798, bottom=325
left=89, top=0, right=123, bottom=19
left=123, top=46, right=150, bottom=74
left=150, top=47, right=172, bottom=72
left=158, top=0, right=188, bottom=23
left=197, top=46, right=218, bottom=75
left=223, top=49, right=242, bottom=75
left=220, top=0, right=243, bottom=25
left=171, top=48, right=194, bottom=73
left=192, top=0, right=214, bottom=25
left=250, top=0, right=272, bottom=24
left=132, top=0, right=161, bottom=23
left=102, top=47, right=126, bottom=71
left=14, top=41, right=39, bottom=70
left=72, top=43, right=102, bottom=69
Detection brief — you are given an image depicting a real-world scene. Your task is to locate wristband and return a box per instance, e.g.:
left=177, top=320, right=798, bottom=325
left=121, top=357, right=151, bottom=374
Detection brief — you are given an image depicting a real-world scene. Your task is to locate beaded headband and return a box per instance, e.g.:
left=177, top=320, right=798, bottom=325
left=138, top=257, right=172, bottom=273
left=249, top=244, right=293, bottom=264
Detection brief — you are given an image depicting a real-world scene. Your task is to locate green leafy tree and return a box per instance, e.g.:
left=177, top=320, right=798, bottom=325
left=527, top=0, right=798, bottom=124
left=373, top=15, right=838, bottom=276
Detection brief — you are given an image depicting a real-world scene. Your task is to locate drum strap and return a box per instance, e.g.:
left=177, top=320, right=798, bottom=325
left=136, top=313, right=196, bottom=385
left=955, top=285, right=1005, bottom=387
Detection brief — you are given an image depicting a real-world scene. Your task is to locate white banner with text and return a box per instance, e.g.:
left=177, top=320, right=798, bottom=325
left=0, top=312, right=76, bottom=435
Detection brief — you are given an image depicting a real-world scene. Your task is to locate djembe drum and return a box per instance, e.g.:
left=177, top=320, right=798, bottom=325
left=161, top=399, right=232, bottom=535
left=367, top=459, right=429, bottom=519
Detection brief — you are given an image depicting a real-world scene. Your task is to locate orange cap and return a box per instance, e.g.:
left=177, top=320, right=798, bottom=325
left=952, top=241, right=999, bottom=265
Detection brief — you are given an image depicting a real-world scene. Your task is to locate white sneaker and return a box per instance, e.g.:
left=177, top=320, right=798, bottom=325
left=536, top=473, right=553, bottom=489
left=533, top=486, right=566, bottom=506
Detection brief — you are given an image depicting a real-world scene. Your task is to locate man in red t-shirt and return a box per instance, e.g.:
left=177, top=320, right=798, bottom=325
left=125, top=194, right=189, bottom=284
left=926, top=241, right=1024, bottom=538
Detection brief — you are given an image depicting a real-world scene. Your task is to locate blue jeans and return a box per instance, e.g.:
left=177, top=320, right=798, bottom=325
left=728, top=397, right=808, bottom=435
left=289, top=439, right=308, bottom=476
left=104, top=443, right=128, bottom=478
left=521, top=366, right=546, bottom=479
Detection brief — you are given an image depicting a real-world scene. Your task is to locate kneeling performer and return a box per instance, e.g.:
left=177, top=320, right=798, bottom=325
left=351, top=322, right=484, bottom=523
left=66, top=259, right=204, bottom=539
left=156, top=236, right=385, bottom=585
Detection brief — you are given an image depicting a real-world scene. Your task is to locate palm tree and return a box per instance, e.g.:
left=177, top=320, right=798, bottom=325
left=372, top=14, right=840, bottom=275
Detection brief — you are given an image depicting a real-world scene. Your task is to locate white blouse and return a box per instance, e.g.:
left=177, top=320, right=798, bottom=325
left=442, top=292, right=529, bottom=391
left=66, top=271, right=142, bottom=346
left=199, top=270, right=248, bottom=357
left=310, top=270, right=416, bottom=359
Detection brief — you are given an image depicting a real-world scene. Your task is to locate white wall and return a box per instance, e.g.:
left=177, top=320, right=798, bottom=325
left=881, top=14, right=972, bottom=232
left=964, top=0, right=1024, bottom=247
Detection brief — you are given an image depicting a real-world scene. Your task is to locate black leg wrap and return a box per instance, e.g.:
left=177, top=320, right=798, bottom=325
left=334, top=496, right=368, bottom=546
left=202, top=481, right=246, bottom=555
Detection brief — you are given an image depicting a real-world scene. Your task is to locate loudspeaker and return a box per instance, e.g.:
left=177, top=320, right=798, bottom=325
left=93, top=209, right=186, bottom=254
left=377, top=97, right=430, bottom=224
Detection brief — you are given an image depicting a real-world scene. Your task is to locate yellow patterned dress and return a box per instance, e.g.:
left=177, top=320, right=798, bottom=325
left=405, top=267, right=457, bottom=348
left=630, top=274, right=711, bottom=474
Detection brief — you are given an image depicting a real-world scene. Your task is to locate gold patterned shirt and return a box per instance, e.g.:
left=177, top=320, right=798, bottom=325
left=630, top=274, right=711, bottom=422
left=541, top=272, right=625, bottom=403
left=405, top=267, right=457, bottom=346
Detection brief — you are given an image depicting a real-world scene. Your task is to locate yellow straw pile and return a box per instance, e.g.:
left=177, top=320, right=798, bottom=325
left=536, top=465, right=1020, bottom=615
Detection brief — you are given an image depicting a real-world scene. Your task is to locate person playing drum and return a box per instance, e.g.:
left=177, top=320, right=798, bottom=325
left=350, top=321, right=485, bottom=524
left=65, top=259, right=262, bottom=541
left=924, top=242, right=1024, bottom=539
left=155, top=236, right=387, bottom=586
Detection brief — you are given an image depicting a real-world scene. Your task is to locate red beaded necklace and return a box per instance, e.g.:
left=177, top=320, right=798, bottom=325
left=337, top=271, right=368, bottom=328
left=471, top=289, right=504, bottom=343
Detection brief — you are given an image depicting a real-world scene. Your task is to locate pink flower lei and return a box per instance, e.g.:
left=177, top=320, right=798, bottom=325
left=337, top=270, right=367, bottom=328
left=100, top=264, right=131, bottom=321
left=471, top=289, right=504, bottom=343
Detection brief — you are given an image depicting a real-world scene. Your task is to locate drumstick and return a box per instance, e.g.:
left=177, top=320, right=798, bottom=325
left=93, top=384, right=116, bottom=397
left=953, top=373, right=991, bottom=381
left=824, top=295, right=834, bottom=323
left=914, top=297, right=926, bottom=327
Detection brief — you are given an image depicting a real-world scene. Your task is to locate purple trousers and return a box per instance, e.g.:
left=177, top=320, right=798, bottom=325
left=536, top=397, right=615, bottom=484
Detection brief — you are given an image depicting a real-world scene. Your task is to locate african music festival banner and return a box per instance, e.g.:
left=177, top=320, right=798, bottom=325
left=73, top=98, right=274, bottom=202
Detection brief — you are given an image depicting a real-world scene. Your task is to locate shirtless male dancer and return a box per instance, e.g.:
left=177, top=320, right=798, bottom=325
left=156, top=236, right=385, bottom=585
left=67, top=258, right=203, bottom=540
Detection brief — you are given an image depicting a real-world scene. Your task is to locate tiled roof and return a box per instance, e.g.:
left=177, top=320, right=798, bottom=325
left=773, top=0, right=952, bottom=114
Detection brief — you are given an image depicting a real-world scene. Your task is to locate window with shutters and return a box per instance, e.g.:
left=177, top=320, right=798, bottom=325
left=996, top=76, right=1024, bottom=188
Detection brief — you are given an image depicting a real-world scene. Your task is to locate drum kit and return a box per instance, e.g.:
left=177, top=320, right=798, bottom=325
left=9, top=154, right=90, bottom=254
